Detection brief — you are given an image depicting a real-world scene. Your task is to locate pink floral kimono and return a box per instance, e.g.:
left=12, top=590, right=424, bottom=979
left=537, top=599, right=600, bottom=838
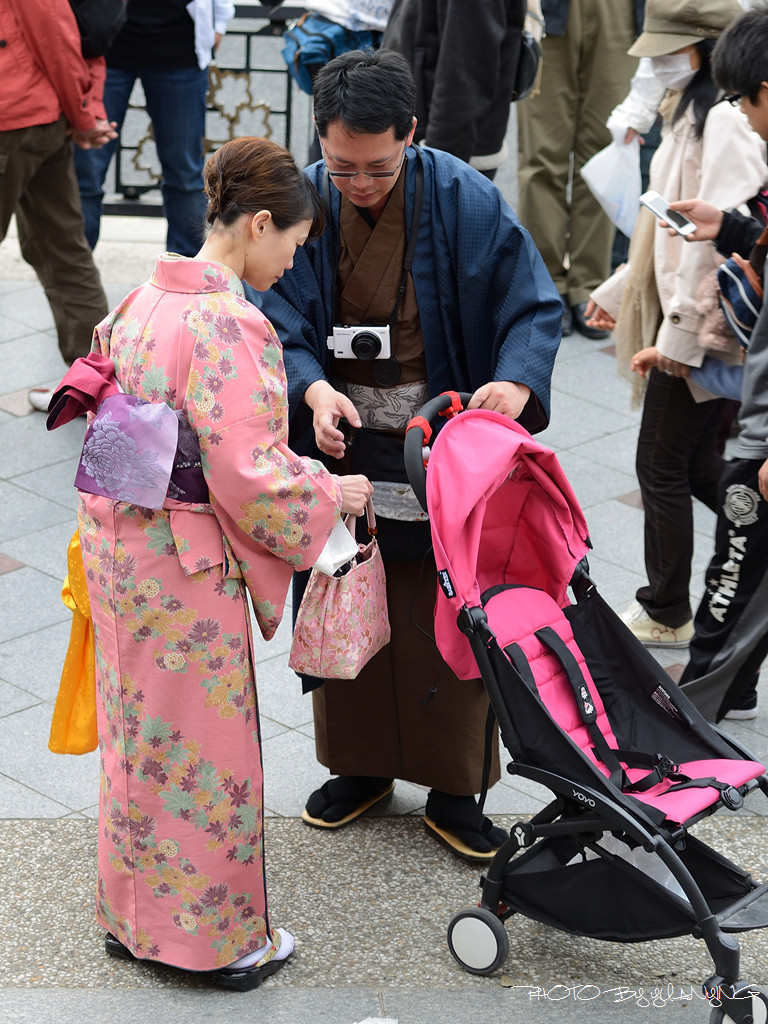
left=78, top=256, right=341, bottom=971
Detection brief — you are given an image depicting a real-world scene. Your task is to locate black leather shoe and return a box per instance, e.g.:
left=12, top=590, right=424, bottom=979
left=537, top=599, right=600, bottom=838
left=560, top=294, right=573, bottom=337
left=572, top=301, right=610, bottom=339
left=105, top=933, right=135, bottom=962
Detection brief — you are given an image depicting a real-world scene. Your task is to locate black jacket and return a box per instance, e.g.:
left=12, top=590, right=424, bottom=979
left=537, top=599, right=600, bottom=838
left=382, top=0, right=526, bottom=167
left=715, top=209, right=768, bottom=462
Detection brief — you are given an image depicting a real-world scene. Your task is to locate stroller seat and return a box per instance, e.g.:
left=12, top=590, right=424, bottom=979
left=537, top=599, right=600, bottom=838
left=484, top=584, right=764, bottom=826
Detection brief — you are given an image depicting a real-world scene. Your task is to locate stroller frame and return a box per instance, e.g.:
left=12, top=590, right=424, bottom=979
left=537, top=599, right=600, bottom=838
left=404, top=393, right=768, bottom=1024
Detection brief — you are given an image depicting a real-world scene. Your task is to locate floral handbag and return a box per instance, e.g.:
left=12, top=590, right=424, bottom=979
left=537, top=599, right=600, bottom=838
left=289, top=500, right=390, bottom=680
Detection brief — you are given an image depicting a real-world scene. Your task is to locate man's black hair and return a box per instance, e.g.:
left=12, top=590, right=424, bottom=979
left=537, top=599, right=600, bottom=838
left=712, top=4, right=768, bottom=102
left=312, top=48, right=416, bottom=140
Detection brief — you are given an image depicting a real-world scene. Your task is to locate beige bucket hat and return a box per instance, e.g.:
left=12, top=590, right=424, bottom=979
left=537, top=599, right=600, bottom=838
left=629, top=0, right=744, bottom=57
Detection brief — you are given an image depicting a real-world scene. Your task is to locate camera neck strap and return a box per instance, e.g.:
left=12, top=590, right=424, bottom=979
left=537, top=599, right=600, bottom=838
left=322, top=149, right=424, bottom=335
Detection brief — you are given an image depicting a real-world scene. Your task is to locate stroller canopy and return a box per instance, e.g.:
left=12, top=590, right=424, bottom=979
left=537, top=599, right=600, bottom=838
left=426, top=410, right=592, bottom=679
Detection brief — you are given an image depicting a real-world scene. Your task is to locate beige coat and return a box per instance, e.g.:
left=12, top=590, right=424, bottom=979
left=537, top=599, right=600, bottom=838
left=591, top=96, right=768, bottom=393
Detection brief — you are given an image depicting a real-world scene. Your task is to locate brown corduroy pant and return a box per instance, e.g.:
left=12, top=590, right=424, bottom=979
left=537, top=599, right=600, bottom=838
left=0, top=115, right=107, bottom=363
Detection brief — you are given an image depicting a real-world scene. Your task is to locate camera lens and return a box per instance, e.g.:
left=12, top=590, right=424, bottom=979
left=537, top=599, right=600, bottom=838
left=350, top=330, right=382, bottom=361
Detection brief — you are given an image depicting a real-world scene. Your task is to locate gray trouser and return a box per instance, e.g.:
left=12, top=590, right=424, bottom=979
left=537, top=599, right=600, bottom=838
left=0, top=115, right=108, bottom=363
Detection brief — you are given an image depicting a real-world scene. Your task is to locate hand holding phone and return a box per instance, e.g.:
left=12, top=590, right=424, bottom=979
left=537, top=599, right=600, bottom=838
left=639, top=190, right=697, bottom=236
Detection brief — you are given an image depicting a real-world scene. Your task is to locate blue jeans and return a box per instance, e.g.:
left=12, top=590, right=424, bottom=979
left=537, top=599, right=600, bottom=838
left=74, top=65, right=209, bottom=256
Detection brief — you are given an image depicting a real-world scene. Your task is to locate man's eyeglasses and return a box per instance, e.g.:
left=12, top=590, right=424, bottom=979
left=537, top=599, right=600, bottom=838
left=321, top=142, right=406, bottom=180
left=724, top=93, right=743, bottom=107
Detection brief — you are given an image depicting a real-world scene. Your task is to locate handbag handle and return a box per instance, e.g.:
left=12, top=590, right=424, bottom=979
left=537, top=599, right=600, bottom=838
left=363, top=497, right=377, bottom=537
left=343, top=497, right=377, bottom=539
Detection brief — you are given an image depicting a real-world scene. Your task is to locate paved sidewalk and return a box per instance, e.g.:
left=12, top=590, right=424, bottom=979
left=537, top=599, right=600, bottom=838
left=2, top=203, right=768, bottom=1024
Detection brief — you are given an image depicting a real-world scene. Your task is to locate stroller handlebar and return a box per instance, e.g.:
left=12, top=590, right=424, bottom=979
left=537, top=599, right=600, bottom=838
left=404, top=391, right=473, bottom=513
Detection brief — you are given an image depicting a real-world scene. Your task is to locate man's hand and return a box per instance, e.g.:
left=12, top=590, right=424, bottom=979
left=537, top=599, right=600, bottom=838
left=304, top=380, right=362, bottom=459
left=467, top=380, right=531, bottom=420
left=71, top=118, right=118, bottom=150
left=660, top=199, right=723, bottom=242
left=758, top=457, right=768, bottom=502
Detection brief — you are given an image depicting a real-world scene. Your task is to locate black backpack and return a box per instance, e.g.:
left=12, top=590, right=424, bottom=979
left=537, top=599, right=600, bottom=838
left=68, top=0, right=128, bottom=59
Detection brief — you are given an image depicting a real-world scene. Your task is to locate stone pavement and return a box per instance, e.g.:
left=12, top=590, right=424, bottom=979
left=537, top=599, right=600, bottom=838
left=2, top=204, right=768, bottom=1024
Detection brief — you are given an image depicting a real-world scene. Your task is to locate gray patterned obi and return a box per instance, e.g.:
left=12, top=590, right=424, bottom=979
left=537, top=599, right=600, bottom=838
left=334, top=379, right=430, bottom=522
left=342, top=379, right=431, bottom=433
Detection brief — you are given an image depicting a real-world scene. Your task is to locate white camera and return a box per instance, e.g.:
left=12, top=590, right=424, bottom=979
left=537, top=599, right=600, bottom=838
left=327, top=325, right=391, bottom=361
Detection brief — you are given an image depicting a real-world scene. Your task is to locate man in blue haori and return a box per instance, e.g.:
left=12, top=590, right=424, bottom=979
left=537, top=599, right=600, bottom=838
left=252, top=48, right=561, bottom=861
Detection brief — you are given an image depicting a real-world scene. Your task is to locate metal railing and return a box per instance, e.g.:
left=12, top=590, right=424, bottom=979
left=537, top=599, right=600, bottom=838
left=102, top=3, right=309, bottom=218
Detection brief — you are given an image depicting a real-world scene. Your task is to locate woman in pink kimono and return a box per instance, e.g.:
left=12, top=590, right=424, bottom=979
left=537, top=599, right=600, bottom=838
left=58, top=137, right=371, bottom=989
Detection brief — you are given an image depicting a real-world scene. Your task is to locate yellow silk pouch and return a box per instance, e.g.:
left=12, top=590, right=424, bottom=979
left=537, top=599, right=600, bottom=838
left=48, top=531, right=98, bottom=755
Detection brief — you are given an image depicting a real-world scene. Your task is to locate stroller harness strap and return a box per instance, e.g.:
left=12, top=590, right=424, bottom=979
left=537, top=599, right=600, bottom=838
left=604, top=748, right=741, bottom=805
left=534, top=625, right=626, bottom=790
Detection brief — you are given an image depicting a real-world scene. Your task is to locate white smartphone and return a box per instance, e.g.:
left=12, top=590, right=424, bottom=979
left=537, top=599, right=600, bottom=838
left=639, top=190, right=697, bottom=236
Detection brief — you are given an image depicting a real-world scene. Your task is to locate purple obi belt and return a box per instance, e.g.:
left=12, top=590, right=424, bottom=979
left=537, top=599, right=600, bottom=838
left=47, top=352, right=209, bottom=510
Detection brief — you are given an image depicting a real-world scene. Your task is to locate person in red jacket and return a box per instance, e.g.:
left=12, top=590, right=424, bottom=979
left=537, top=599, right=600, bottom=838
left=0, top=0, right=116, bottom=368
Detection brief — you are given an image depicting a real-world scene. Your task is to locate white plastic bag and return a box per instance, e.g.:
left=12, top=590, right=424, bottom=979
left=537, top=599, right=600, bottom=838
left=580, top=136, right=642, bottom=238
left=566, top=834, right=689, bottom=903
left=313, top=516, right=359, bottom=576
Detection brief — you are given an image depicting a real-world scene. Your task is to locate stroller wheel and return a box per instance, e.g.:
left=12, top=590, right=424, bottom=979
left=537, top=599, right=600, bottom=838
left=709, top=984, right=768, bottom=1024
left=447, top=907, right=509, bottom=975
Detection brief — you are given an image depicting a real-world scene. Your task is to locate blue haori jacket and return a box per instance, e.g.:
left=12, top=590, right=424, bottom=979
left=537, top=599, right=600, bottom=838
left=251, top=144, right=562, bottom=440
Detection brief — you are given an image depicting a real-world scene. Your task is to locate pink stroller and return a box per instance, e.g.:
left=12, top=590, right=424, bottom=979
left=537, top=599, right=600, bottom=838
left=404, top=393, right=768, bottom=1024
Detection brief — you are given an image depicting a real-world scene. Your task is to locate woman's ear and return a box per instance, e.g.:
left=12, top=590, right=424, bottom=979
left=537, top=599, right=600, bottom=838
left=250, top=210, right=272, bottom=239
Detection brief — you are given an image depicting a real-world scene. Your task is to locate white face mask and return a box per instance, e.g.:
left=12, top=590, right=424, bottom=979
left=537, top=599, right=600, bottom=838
left=650, top=51, right=697, bottom=92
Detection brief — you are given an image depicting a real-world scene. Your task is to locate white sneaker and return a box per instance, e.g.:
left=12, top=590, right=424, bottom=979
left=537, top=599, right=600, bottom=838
left=619, top=600, right=693, bottom=649
left=724, top=705, right=759, bottom=721
left=724, top=692, right=758, bottom=720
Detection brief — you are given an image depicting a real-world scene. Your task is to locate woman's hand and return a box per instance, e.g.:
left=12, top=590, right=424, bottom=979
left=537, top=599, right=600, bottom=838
left=584, top=299, right=616, bottom=331
left=336, top=474, right=373, bottom=516
left=630, top=347, right=659, bottom=378
left=304, top=380, right=361, bottom=459
left=656, top=354, right=690, bottom=378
